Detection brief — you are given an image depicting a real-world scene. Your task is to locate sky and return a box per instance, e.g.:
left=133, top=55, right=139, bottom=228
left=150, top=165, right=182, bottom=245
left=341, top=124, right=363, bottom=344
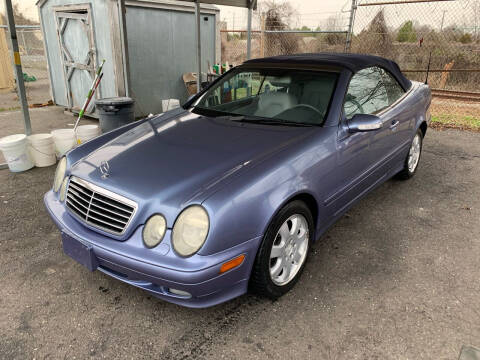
left=218, top=0, right=479, bottom=33
left=218, top=0, right=352, bottom=30
left=1, top=0, right=477, bottom=34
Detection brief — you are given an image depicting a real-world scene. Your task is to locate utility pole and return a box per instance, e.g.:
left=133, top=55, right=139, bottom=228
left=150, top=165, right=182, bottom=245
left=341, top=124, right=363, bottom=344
left=246, top=0, right=252, bottom=59
left=4, top=0, right=31, bottom=135
left=195, top=0, right=202, bottom=93
left=345, top=0, right=357, bottom=52
left=440, top=10, right=447, bottom=31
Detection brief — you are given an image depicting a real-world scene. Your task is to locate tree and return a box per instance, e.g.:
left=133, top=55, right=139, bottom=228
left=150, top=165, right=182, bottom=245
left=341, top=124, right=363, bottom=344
left=459, top=33, right=473, bottom=43
left=353, top=9, right=393, bottom=57
left=261, top=1, right=300, bottom=56
left=397, top=21, right=417, bottom=42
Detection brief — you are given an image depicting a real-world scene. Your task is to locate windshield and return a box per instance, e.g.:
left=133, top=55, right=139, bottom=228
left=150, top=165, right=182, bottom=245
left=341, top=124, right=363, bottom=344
left=192, top=68, right=338, bottom=126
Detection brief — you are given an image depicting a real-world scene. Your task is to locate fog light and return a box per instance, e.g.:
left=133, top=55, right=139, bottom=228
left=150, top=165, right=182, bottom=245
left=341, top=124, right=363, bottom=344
left=220, top=254, right=245, bottom=274
left=168, top=288, right=191, bottom=298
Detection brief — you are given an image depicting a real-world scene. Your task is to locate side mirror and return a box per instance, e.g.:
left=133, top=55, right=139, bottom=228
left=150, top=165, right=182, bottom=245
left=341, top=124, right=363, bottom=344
left=347, top=114, right=382, bottom=133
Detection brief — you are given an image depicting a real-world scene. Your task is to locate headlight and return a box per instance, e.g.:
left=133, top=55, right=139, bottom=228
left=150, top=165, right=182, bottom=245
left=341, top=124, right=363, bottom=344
left=172, top=205, right=209, bottom=257
left=53, top=157, right=67, bottom=192
left=143, top=214, right=167, bottom=248
left=59, top=177, right=68, bottom=202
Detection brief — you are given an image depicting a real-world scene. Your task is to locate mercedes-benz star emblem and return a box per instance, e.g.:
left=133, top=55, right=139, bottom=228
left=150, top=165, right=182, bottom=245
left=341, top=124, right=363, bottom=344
left=99, top=160, right=110, bottom=179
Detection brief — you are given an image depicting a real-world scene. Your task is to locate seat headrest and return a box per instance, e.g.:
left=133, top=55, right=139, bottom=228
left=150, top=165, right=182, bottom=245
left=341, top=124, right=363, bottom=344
left=258, top=92, right=297, bottom=110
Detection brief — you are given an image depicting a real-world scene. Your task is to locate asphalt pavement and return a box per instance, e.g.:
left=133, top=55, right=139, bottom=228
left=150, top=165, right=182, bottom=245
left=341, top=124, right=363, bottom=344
left=1, top=108, right=479, bottom=359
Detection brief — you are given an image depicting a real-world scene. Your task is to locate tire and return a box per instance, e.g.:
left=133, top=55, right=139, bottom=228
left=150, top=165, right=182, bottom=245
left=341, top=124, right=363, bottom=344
left=396, top=129, right=423, bottom=180
left=250, top=200, right=314, bottom=300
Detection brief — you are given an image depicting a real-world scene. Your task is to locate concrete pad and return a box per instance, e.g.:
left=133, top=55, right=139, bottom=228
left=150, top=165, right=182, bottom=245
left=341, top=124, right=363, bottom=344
left=0, top=106, right=96, bottom=164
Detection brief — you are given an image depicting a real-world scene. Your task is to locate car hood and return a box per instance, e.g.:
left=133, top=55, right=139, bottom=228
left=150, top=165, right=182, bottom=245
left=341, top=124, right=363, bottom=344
left=70, top=110, right=314, bottom=225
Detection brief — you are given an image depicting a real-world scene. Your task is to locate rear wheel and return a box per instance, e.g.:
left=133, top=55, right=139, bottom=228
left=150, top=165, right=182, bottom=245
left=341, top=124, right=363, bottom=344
left=396, top=129, right=423, bottom=180
left=250, top=201, right=313, bottom=299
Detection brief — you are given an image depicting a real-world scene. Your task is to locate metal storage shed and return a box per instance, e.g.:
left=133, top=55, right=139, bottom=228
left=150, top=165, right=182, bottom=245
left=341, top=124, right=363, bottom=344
left=37, top=0, right=221, bottom=116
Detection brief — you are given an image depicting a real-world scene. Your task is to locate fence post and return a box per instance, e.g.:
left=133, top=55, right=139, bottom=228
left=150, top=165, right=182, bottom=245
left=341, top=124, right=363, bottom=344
left=345, top=0, right=357, bottom=52
left=4, top=0, right=32, bottom=135
left=20, top=30, right=27, bottom=56
left=260, top=15, right=265, bottom=58
left=195, top=0, right=202, bottom=93
left=246, top=1, right=252, bottom=60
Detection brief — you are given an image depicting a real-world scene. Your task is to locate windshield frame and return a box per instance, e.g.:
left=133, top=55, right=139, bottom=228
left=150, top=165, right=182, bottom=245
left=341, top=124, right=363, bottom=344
left=186, top=65, right=341, bottom=127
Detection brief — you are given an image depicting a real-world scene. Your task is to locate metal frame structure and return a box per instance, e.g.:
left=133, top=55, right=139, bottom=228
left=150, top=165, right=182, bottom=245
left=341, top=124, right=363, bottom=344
left=3, top=0, right=31, bottom=134
left=3, top=0, right=254, bottom=159
left=2, top=0, right=31, bottom=170
left=38, top=0, right=223, bottom=115
left=187, top=0, right=257, bottom=92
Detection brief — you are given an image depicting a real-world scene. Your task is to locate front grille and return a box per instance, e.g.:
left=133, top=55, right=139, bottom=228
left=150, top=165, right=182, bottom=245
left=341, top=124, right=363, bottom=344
left=65, top=176, right=137, bottom=235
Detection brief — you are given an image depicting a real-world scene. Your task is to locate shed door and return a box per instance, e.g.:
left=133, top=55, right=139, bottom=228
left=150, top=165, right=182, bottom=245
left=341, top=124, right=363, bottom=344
left=55, top=6, right=98, bottom=113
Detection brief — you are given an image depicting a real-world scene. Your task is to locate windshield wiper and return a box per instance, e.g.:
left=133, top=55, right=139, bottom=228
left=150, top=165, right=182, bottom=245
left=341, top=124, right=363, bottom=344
left=192, top=107, right=230, bottom=117
left=232, top=116, right=314, bottom=127
left=192, top=107, right=314, bottom=127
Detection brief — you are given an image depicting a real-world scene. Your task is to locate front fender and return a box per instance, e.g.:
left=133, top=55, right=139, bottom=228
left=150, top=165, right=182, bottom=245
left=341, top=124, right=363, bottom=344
left=198, top=139, right=329, bottom=256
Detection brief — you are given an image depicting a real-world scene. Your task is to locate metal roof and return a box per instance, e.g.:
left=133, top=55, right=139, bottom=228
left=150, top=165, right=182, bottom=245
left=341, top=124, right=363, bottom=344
left=37, top=0, right=255, bottom=9
left=175, top=0, right=256, bottom=9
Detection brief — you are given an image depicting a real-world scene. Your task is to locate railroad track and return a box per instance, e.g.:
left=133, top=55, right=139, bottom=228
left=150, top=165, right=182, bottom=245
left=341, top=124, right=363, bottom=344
left=431, top=89, right=480, bottom=102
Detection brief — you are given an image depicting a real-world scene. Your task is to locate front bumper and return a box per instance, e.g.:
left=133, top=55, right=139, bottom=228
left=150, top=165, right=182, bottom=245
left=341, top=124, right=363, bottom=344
left=44, top=190, right=262, bottom=308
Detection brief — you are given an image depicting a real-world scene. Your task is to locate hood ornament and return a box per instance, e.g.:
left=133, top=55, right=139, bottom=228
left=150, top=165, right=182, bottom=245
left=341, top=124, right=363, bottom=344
left=99, top=160, right=110, bottom=179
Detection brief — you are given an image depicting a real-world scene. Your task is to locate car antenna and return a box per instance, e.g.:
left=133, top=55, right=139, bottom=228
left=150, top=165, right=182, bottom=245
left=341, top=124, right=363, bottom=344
left=425, top=51, right=432, bottom=85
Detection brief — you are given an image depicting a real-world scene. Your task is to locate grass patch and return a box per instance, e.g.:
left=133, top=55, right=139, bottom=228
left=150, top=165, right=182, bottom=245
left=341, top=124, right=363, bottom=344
left=0, top=106, right=21, bottom=112
left=431, top=113, right=480, bottom=132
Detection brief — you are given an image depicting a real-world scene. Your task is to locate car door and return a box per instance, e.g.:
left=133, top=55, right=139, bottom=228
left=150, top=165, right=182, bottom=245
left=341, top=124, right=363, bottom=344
left=361, top=67, right=406, bottom=176
left=375, top=67, right=412, bottom=170
left=325, top=67, right=391, bottom=217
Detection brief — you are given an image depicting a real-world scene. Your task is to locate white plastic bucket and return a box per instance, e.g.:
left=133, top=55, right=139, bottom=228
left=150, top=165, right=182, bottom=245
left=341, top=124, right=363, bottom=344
left=51, top=129, right=76, bottom=158
left=28, top=133, right=56, bottom=167
left=0, top=134, right=34, bottom=172
left=76, top=125, right=100, bottom=145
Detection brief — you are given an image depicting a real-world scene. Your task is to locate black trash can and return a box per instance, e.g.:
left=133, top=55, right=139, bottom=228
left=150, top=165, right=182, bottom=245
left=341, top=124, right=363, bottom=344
left=95, top=97, right=135, bottom=133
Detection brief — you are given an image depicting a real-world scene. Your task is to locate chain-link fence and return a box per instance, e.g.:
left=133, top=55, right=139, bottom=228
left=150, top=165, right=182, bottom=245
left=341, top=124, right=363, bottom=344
left=352, top=0, right=479, bottom=90
left=220, top=7, right=351, bottom=65
left=221, top=29, right=349, bottom=64
left=351, top=0, right=480, bottom=130
left=0, top=25, right=51, bottom=111
left=220, top=0, right=479, bottom=130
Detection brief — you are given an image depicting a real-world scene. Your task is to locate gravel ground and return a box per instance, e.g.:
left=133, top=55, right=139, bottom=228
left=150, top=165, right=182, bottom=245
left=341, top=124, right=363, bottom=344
left=1, top=108, right=479, bottom=359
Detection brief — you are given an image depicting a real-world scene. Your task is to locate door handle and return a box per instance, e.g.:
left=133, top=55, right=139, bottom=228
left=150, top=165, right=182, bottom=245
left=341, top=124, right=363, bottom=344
left=390, top=120, right=400, bottom=129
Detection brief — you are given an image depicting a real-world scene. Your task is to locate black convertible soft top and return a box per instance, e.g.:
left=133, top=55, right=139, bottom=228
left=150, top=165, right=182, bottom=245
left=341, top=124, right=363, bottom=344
left=244, top=53, right=412, bottom=91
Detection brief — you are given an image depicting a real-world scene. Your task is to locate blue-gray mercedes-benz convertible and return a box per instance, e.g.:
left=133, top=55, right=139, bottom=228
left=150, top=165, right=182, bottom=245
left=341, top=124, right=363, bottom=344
left=44, top=53, right=431, bottom=308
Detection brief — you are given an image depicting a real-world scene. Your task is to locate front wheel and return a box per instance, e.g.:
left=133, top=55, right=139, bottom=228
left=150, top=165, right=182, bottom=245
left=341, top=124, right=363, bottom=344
left=250, top=201, right=313, bottom=299
left=396, top=129, right=423, bottom=180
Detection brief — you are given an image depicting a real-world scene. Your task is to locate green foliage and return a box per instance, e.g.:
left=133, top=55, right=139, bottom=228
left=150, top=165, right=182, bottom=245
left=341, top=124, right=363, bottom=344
left=459, top=33, right=473, bottom=44
left=397, top=21, right=417, bottom=43
left=431, top=114, right=480, bottom=130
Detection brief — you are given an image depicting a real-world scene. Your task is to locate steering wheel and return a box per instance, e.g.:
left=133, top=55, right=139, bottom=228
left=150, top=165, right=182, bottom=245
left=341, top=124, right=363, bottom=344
left=287, top=104, right=323, bottom=116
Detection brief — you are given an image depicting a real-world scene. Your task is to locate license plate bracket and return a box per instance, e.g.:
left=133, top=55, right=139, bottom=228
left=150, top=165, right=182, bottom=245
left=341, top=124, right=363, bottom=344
left=62, top=232, right=98, bottom=271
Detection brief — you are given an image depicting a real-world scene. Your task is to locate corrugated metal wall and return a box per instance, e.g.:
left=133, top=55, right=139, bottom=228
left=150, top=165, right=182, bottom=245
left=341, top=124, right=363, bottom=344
left=40, top=0, right=218, bottom=116
left=126, top=6, right=216, bottom=114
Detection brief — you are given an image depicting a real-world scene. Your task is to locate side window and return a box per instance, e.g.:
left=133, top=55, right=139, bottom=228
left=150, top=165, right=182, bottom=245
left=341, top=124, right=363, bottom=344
left=378, top=68, right=405, bottom=105
left=343, top=67, right=389, bottom=119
